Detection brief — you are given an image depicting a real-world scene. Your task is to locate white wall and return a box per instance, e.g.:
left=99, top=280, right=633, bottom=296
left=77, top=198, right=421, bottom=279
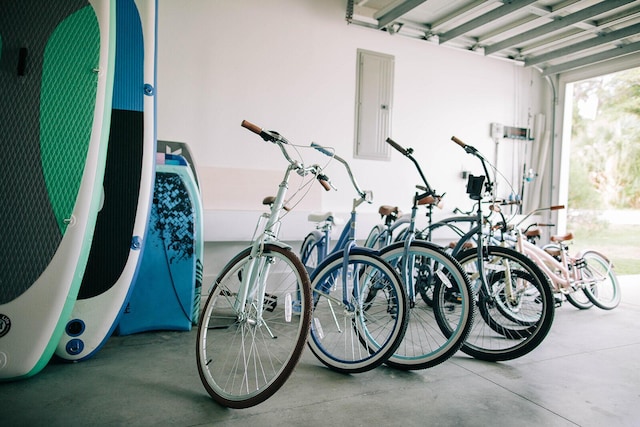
left=156, top=0, right=550, bottom=241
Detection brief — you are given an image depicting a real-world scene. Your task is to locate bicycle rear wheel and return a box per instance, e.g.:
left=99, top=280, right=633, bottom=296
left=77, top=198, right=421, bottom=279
left=447, top=246, right=555, bottom=362
left=378, top=241, right=474, bottom=370
left=308, top=249, right=408, bottom=373
left=300, top=232, right=323, bottom=275
left=580, top=250, right=621, bottom=310
left=196, top=244, right=311, bottom=408
left=364, top=224, right=384, bottom=249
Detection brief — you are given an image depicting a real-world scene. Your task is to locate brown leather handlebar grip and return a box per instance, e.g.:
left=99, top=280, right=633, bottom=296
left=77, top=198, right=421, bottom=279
left=451, top=136, right=466, bottom=148
left=550, top=205, right=565, bottom=211
left=319, top=179, right=331, bottom=191
left=241, top=120, right=262, bottom=135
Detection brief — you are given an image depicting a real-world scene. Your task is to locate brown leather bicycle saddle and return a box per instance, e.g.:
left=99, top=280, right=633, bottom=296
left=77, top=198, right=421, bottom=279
left=550, top=232, right=573, bottom=243
left=378, top=205, right=401, bottom=217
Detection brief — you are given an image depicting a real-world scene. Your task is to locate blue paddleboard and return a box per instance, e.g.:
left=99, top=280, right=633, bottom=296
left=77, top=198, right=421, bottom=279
left=55, top=0, right=157, bottom=361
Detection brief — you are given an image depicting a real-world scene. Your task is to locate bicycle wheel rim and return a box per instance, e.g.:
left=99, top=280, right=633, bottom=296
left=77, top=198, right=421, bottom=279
left=453, top=246, right=555, bottom=362
left=565, top=290, right=593, bottom=310
left=581, top=251, right=621, bottom=310
left=300, top=233, right=321, bottom=276
left=364, top=225, right=384, bottom=249
left=307, top=250, right=408, bottom=373
left=196, top=245, right=311, bottom=408
left=379, top=241, right=474, bottom=370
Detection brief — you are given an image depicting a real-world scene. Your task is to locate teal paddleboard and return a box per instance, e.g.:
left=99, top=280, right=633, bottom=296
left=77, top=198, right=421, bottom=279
left=0, top=0, right=115, bottom=379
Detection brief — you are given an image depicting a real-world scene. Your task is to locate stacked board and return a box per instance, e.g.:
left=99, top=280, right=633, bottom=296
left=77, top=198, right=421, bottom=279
left=157, top=140, right=203, bottom=323
left=0, top=0, right=116, bottom=379
left=117, top=152, right=203, bottom=335
left=55, top=0, right=157, bottom=361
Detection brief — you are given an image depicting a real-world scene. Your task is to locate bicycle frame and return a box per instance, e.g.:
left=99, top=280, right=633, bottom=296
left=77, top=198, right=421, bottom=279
left=370, top=211, right=411, bottom=248
left=233, top=122, right=322, bottom=326
left=304, top=144, right=374, bottom=310
left=511, top=222, right=614, bottom=296
left=235, top=160, right=298, bottom=324
left=449, top=137, right=518, bottom=298
left=308, top=208, right=356, bottom=265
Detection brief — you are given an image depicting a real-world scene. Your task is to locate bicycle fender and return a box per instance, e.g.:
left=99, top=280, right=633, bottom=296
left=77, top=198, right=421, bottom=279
left=574, top=249, right=611, bottom=263
left=263, top=241, right=293, bottom=251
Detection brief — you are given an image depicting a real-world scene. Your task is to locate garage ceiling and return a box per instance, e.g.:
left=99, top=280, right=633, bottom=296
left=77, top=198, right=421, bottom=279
left=347, top=0, right=640, bottom=76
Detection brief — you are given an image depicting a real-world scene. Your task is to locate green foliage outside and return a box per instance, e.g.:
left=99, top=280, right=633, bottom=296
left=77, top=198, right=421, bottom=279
left=569, top=222, right=640, bottom=275
left=568, top=69, right=640, bottom=275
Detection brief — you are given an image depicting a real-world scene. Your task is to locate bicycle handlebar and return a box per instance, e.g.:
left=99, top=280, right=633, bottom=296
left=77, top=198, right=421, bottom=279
left=241, top=119, right=262, bottom=136
left=451, top=136, right=480, bottom=156
left=310, top=142, right=371, bottom=202
left=317, top=174, right=332, bottom=191
left=451, top=135, right=493, bottom=201
left=451, top=135, right=465, bottom=148
left=242, top=120, right=331, bottom=192
left=514, top=205, right=565, bottom=229
left=386, top=137, right=439, bottom=198
left=311, top=142, right=333, bottom=157
left=241, top=119, right=288, bottom=144
left=386, top=137, right=412, bottom=156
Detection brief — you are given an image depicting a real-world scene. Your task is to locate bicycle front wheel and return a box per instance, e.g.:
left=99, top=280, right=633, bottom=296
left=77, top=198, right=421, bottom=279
left=379, top=241, right=474, bottom=370
left=196, top=244, right=311, bottom=408
left=565, top=290, right=593, bottom=310
left=580, top=250, right=621, bottom=310
left=308, top=250, right=409, bottom=373
left=450, top=246, right=555, bottom=362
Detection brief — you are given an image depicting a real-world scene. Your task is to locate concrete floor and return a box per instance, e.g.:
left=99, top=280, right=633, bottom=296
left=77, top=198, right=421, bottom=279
left=2, top=243, right=639, bottom=427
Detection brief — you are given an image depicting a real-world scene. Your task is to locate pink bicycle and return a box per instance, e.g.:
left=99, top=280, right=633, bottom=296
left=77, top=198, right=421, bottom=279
left=503, top=205, right=621, bottom=310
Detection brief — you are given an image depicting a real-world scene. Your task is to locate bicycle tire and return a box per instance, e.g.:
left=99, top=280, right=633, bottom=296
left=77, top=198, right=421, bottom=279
left=307, top=249, right=409, bottom=373
left=565, top=290, right=594, bottom=310
left=539, top=243, right=593, bottom=310
left=363, top=225, right=384, bottom=249
left=300, top=232, right=322, bottom=274
left=475, top=269, right=539, bottom=336
left=391, top=228, right=434, bottom=306
left=196, top=244, right=311, bottom=408
left=580, top=250, right=621, bottom=310
left=378, top=241, right=474, bottom=370
left=447, top=246, right=555, bottom=362
left=422, top=216, right=478, bottom=253
left=393, top=225, right=410, bottom=243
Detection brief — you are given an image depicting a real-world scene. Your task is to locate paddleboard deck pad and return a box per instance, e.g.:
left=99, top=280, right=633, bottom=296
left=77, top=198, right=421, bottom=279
left=55, top=0, right=157, bottom=362
left=0, top=0, right=115, bottom=379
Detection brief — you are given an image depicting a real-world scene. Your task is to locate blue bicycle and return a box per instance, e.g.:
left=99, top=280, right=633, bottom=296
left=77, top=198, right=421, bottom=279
left=303, top=143, right=474, bottom=371
left=301, top=144, right=409, bottom=374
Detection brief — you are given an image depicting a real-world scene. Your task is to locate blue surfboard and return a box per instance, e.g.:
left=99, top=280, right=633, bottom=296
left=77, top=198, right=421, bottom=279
left=0, top=0, right=115, bottom=379
left=55, top=0, right=157, bottom=361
